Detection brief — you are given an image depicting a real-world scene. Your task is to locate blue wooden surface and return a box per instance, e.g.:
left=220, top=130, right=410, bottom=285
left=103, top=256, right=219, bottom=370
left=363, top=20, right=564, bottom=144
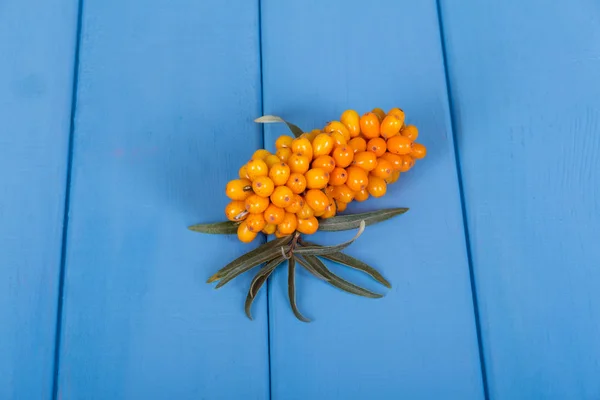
left=0, top=1, right=79, bottom=399
left=440, top=1, right=600, bottom=398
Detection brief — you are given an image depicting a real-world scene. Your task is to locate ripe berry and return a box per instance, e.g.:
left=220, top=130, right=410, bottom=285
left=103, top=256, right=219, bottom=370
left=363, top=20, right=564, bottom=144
left=268, top=162, right=291, bottom=186
left=297, top=216, right=319, bottom=234
left=303, top=131, right=319, bottom=142
left=353, top=151, right=377, bottom=172
left=225, top=201, right=247, bottom=221
left=346, top=166, right=369, bottom=192
left=335, top=200, right=347, bottom=212
left=388, top=108, right=406, bottom=126
left=371, top=107, right=386, bottom=122
left=411, top=143, right=427, bottom=159
left=285, top=194, right=305, bottom=213
left=340, top=109, right=361, bottom=137
left=371, top=158, right=393, bottom=179
left=297, top=202, right=315, bottom=219
left=252, top=149, right=271, bottom=160
left=332, top=184, right=355, bottom=203
left=252, top=176, right=275, bottom=197
left=288, top=153, right=310, bottom=174
left=312, top=133, right=334, bottom=157
left=325, top=121, right=351, bottom=141
left=270, top=186, right=294, bottom=208
left=262, top=223, right=277, bottom=235
left=312, top=155, right=336, bottom=173
left=245, top=194, right=270, bottom=214
left=380, top=114, right=402, bottom=139
left=321, top=197, right=337, bottom=219
left=291, top=137, right=313, bottom=160
left=330, top=131, right=347, bottom=147
left=354, top=188, right=369, bottom=202
left=367, top=175, right=387, bottom=198
left=360, top=112, right=380, bottom=139
left=226, top=179, right=252, bottom=200
left=348, top=137, right=367, bottom=153
left=275, top=135, right=293, bottom=149
left=401, top=125, right=418, bottom=141
left=276, top=212, right=298, bottom=236
left=246, top=159, right=269, bottom=180
left=328, top=167, right=348, bottom=186
left=367, top=137, right=387, bottom=157
left=385, top=170, right=401, bottom=184
left=246, top=213, right=266, bottom=232
left=380, top=152, right=403, bottom=171
left=237, top=222, right=258, bottom=243
left=325, top=185, right=336, bottom=197
left=276, top=148, right=292, bottom=162
left=332, top=145, right=354, bottom=168
left=399, top=154, right=415, bottom=172
left=305, top=168, right=329, bottom=189
left=305, top=189, right=329, bottom=212
left=264, top=204, right=285, bottom=225
left=239, top=165, right=249, bottom=179
left=264, top=154, right=281, bottom=168
left=286, top=172, right=307, bottom=194
left=387, top=135, right=413, bottom=155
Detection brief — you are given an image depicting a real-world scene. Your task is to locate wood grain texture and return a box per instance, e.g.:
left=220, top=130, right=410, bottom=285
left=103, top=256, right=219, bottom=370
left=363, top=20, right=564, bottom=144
left=55, top=1, right=268, bottom=398
left=261, top=0, right=484, bottom=398
left=0, top=1, right=79, bottom=398
left=440, top=0, right=600, bottom=398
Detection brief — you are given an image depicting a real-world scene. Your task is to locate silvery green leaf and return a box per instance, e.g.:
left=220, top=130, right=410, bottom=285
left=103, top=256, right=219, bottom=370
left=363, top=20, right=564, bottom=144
left=317, top=208, right=408, bottom=232
left=254, top=115, right=304, bottom=138
left=245, top=257, right=284, bottom=320
left=188, top=221, right=238, bottom=234
left=294, top=220, right=365, bottom=256
left=288, top=256, right=310, bottom=322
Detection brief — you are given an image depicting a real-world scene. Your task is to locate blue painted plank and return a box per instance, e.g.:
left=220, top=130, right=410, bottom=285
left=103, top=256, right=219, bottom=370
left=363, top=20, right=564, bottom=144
left=55, top=1, right=268, bottom=398
left=0, top=1, right=78, bottom=398
left=440, top=1, right=600, bottom=398
left=261, top=1, right=484, bottom=398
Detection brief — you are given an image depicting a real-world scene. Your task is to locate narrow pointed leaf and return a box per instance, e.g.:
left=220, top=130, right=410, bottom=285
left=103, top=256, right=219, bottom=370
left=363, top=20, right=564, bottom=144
left=245, top=257, right=284, bottom=320
left=207, top=235, right=292, bottom=283
left=215, top=246, right=283, bottom=289
left=294, top=220, right=365, bottom=256
left=254, top=115, right=304, bottom=138
left=288, top=256, right=311, bottom=322
left=303, top=255, right=384, bottom=299
left=317, top=208, right=409, bottom=232
left=188, top=220, right=238, bottom=234
left=296, top=256, right=329, bottom=281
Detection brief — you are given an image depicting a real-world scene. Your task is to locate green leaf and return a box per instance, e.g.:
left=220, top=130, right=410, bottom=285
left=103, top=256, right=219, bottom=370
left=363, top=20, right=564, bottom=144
left=294, top=220, right=365, bottom=256
left=245, top=257, right=284, bottom=320
left=188, top=220, right=238, bottom=234
left=296, top=256, right=329, bottom=281
left=254, top=115, right=304, bottom=138
left=207, top=236, right=292, bottom=283
left=302, top=255, right=384, bottom=299
left=288, top=256, right=311, bottom=322
left=320, top=252, right=391, bottom=289
left=215, top=245, right=285, bottom=289
left=317, top=208, right=409, bottom=232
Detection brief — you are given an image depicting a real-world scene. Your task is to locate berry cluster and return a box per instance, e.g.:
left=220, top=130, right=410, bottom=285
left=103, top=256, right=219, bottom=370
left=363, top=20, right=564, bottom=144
left=225, top=108, right=426, bottom=243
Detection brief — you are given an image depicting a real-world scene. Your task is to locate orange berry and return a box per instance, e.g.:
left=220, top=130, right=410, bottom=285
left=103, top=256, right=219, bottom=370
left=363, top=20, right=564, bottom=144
left=245, top=194, right=270, bottom=214
left=226, top=179, right=252, bottom=201
left=275, top=135, right=293, bottom=149
left=381, top=152, right=403, bottom=171
left=354, top=189, right=369, bottom=202
left=225, top=201, right=247, bottom=221
left=312, top=133, right=334, bottom=157
left=305, top=189, right=329, bottom=212
left=305, top=168, right=330, bottom=189
left=262, top=223, right=277, bottom=235
left=252, top=176, right=275, bottom=197
left=297, top=216, right=319, bottom=234
left=346, top=166, right=369, bottom=192
left=329, top=167, right=348, bottom=186
left=325, top=121, right=351, bottom=141
left=303, top=131, right=319, bottom=142
left=237, top=222, right=258, bottom=243
left=264, top=154, right=281, bottom=168
left=330, top=131, right=347, bottom=147
left=291, top=137, right=313, bottom=160
left=340, top=109, right=361, bottom=137
left=239, top=165, right=249, bottom=179
left=325, top=185, right=336, bottom=197
left=371, top=107, right=386, bottom=121
left=321, top=197, right=337, bottom=219
left=246, top=213, right=266, bottom=232
left=252, top=149, right=271, bottom=160
left=348, top=137, right=367, bottom=153
left=367, top=175, right=387, bottom=198
left=286, top=172, right=307, bottom=194
left=353, top=151, right=377, bottom=172
left=371, top=158, right=393, bottom=179
left=360, top=112, right=380, bottom=139
left=288, top=153, right=310, bottom=174
left=264, top=204, right=285, bottom=225
left=276, top=148, right=292, bottom=162
left=411, top=143, right=427, bottom=159
left=275, top=229, right=289, bottom=238
left=270, top=186, right=294, bottom=208
left=268, top=162, right=291, bottom=186
left=332, top=184, right=355, bottom=203
left=276, top=213, right=298, bottom=236
left=401, top=125, right=418, bottom=141
left=367, top=137, right=387, bottom=157
left=388, top=108, right=406, bottom=126
left=332, top=145, right=354, bottom=168
left=387, top=135, right=414, bottom=155
left=399, top=154, right=415, bottom=172
left=246, top=159, right=269, bottom=180
left=335, top=200, right=347, bottom=212
left=385, top=170, right=401, bottom=184
left=380, top=114, right=402, bottom=139
left=297, top=202, right=315, bottom=219
left=312, top=155, right=336, bottom=173
left=285, top=194, right=305, bottom=213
